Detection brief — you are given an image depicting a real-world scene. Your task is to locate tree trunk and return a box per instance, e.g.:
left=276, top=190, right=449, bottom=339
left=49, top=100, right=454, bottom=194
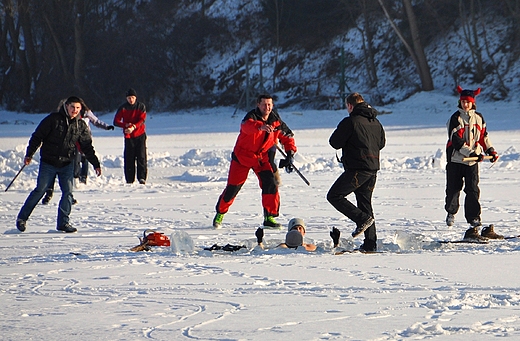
left=459, top=0, right=485, bottom=82
left=18, top=0, right=38, bottom=97
left=42, top=9, right=72, bottom=86
left=378, top=0, right=434, bottom=91
left=74, top=0, right=87, bottom=95
left=402, top=0, right=433, bottom=90
left=359, top=0, right=378, bottom=88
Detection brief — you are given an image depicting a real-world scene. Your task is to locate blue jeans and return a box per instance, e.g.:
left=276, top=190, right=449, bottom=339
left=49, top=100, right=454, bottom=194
left=18, top=161, right=74, bottom=228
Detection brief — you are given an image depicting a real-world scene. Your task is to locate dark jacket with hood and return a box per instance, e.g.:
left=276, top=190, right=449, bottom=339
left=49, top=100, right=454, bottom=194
left=25, top=105, right=101, bottom=169
left=329, top=102, right=386, bottom=171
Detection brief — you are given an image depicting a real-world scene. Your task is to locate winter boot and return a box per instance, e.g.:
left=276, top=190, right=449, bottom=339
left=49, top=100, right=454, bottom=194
left=57, top=223, right=77, bottom=233
left=352, top=217, right=375, bottom=238
left=42, top=189, right=53, bottom=205
left=358, top=240, right=377, bottom=253
left=446, top=213, right=455, bottom=226
left=481, top=224, right=504, bottom=239
left=463, top=227, right=487, bottom=242
left=16, top=218, right=26, bottom=232
left=213, top=213, right=224, bottom=229
left=263, top=216, right=282, bottom=229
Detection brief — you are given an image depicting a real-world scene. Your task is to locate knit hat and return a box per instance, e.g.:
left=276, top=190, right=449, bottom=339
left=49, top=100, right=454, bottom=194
left=288, top=217, right=306, bottom=232
left=285, top=230, right=303, bottom=248
left=126, top=88, right=137, bottom=97
left=457, top=85, right=481, bottom=103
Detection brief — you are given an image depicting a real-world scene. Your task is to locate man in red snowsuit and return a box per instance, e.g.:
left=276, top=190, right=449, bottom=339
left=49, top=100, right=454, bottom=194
left=213, top=94, right=297, bottom=229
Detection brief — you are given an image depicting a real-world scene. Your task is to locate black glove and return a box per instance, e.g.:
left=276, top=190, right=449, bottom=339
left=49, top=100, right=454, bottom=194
left=278, top=151, right=294, bottom=173
left=486, top=148, right=499, bottom=163
left=330, top=227, right=341, bottom=247
left=107, top=125, right=115, bottom=130
left=469, top=152, right=484, bottom=162
left=255, top=227, right=264, bottom=244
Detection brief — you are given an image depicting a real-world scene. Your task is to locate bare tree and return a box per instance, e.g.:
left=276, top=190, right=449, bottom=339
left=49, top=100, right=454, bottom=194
left=357, top=0, right=379, bottom=88
left=378, top=0, right=434, bottom=91
left=459, top=0, right=485, bottom=82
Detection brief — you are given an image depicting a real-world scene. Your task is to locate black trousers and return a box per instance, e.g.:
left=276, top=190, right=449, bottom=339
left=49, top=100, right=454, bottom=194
left=124, top=133, right=147, bottom=183
left=327, top=169, right=377, bottom=248
left=445, top=161, right=480, bottom=223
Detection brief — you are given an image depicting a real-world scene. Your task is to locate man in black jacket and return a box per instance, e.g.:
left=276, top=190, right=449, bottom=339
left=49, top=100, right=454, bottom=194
left=327, top=92, right=386, bottom=252
left=16, top=96, right=102, bottom=233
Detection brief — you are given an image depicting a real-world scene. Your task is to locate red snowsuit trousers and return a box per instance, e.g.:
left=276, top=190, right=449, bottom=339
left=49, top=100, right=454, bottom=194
left=216, top=153, right=279, bottom=218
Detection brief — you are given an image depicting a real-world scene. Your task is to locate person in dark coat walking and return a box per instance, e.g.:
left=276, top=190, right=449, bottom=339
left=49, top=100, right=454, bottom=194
left=327, top=92, right=386, bottom=252
left=16, top=96, right=102, bottom=233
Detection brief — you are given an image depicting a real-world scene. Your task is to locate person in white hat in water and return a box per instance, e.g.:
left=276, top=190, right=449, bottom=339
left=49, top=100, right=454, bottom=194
left=255, top=217, right=317, bottom=251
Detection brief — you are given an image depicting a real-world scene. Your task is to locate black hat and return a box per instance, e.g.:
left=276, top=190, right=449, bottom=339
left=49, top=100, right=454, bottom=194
left=126, top=88, right=137, bottom=97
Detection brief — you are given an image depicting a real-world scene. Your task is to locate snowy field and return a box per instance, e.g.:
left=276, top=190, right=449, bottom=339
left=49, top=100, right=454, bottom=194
left=1, top=91, right=520, bottom=340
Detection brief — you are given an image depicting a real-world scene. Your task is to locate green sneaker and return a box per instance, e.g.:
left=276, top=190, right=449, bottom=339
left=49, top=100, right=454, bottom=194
left=263, top=216, right=282, bottom=229
left=213, top=213, right=224, bottom=229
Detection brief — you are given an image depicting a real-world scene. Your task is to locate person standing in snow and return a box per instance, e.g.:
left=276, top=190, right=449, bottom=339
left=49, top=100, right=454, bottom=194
left=213, top=94, right=297, bottom=229
left=445, top=86, right=502, bottom=241
left=16, top=96, right=102, bottom=233
left=41, top=99, right=114, bottom=205
left=327, top=92, right=386, bottom=252
left=113, top=88, right=148, bottom=184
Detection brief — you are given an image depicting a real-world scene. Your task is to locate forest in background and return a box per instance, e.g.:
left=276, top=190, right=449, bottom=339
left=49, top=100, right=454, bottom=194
left=1, top=0, right=520, bottom=112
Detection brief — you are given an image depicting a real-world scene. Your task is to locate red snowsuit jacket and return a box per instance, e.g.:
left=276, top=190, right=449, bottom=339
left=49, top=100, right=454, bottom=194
left=113, top=101, right=147, bottom=139
left=233, top=108, right=296, bottom=168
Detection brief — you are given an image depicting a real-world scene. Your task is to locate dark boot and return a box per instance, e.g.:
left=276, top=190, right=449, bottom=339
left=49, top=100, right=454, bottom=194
left=463, top=227, right=488, bottom=241
left=352, top=217, right=375, bottom=238
left=481, top=225, right=504, bottom=239
left=446, top=213, right=455, bottom=226
left=42, top=189, right=53, bottom=205
left=57, top=223, right=77, bottom=233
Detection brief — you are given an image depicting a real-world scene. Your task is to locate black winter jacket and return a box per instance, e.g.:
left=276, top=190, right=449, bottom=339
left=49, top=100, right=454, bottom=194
left=25, top=106, right=101, bottom=169
left=329, top=102, right=386, bottom=171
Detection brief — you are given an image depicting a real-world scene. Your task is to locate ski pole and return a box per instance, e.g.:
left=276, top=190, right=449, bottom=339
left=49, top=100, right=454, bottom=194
left=276, top=145, right=310, bottom=186
left=5, top=164, right=26, bottom=192
left=462, top=155, right=493, bottom=162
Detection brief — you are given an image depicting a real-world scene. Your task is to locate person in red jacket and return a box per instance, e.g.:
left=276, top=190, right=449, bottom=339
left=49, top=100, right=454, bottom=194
left=213, top=94, right=297, bottom=229
left=113, top=88, right=147, bottom=184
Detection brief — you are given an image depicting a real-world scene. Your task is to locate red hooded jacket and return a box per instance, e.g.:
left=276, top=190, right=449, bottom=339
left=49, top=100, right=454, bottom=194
left=233, top=108, right=296, bottom=168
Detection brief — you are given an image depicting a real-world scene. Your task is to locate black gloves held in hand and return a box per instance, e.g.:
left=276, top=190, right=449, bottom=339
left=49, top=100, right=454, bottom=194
left=107, top=125, right=115, bottom=130
left=486, top=147, right=499, bottom=163
left=278, top=151, right=294, bottom=173
left=255, top=227, right=264, bottom=244
left=469, top=152, right=484, bottom=162
left=330, top=227, right=341, bottom=247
